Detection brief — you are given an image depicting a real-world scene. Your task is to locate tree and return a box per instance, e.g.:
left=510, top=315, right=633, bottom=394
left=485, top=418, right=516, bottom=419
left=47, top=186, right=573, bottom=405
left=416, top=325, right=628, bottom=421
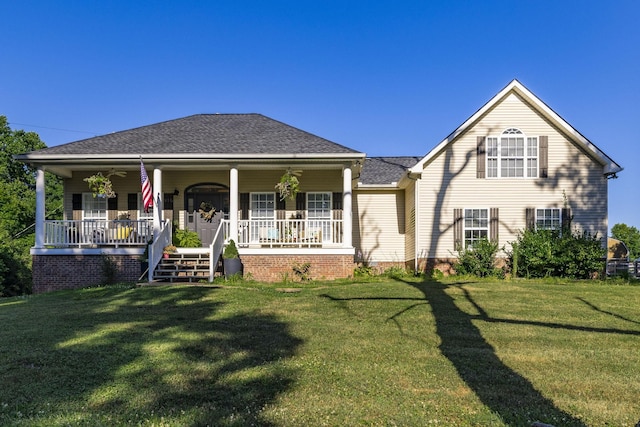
left=0, top=116, right=63, bottom=296
left=611, top=223, right=640, bottom=261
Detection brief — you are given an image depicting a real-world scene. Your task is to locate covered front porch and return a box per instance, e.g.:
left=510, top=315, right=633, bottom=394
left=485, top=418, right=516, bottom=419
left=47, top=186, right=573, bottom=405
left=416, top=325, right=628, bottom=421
left=30, top=161, right=359, bottom=289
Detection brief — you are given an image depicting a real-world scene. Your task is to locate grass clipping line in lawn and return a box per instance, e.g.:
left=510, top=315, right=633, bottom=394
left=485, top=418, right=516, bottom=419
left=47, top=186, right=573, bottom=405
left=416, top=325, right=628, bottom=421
left=0, top=278, right=638, bottom=426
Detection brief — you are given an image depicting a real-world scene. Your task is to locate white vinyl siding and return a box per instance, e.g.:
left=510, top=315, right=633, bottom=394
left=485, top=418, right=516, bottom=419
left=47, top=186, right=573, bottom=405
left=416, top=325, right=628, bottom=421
left=415, top=92, right=609, bottom=259
left=353, top=190, right=405, bottom=263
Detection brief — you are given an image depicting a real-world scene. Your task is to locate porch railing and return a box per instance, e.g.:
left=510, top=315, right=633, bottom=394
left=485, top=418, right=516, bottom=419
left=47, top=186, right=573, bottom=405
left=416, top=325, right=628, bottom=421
left=236, top=218, right=343, bottom=247
left=43, top=219, right=153, bottom=247
left=42, top=218, right=343, bottom=248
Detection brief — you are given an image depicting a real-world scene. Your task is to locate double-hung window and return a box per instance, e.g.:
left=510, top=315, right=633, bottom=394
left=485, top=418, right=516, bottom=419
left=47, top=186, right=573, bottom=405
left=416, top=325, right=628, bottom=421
left=82, top=193, right=107, bottom=221
left=536, top=208, right=561, bottom=231
left=464, top=208, right=488, bottom=248
left=82, top=193, right=108, bottom=243
left=250, top=193, right=275, bottom=242
left=307, top=192, right=331, bottom=242
left=138, top=193, right=153, bottom=219
left=487, top=128, right=538, bottom=178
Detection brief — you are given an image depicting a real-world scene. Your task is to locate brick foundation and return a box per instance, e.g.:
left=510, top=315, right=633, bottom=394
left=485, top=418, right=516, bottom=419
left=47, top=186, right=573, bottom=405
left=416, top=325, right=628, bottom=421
left=32, top=254, right=142, bottom=293
left=240, top=254, right=356, bottom=282
left=414, top=257, right=458, bottom=276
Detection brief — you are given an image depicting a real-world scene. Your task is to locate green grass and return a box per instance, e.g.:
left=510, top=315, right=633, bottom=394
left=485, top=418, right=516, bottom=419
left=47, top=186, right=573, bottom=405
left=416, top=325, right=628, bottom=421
left=0, top=278, right=639, bottom=426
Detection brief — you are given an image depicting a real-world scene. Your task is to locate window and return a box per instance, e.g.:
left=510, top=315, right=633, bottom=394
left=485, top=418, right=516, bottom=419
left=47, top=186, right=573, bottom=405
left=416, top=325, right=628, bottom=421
left=536, top=208, right=561, bottom=230
left=250, top=193, right=275, bottom=219
left=250, top=193, right=275, bottom=242
left=308, top=192, right=331, bottom=242
left=486, top=128, right=538, bottom=178
left=82, top=193, right=107, bottom=220
left=307, top=192, right=331, bottom=219
left=464, top=208, right=488, bottom=247
left=138, top=193, right=153, bottom=219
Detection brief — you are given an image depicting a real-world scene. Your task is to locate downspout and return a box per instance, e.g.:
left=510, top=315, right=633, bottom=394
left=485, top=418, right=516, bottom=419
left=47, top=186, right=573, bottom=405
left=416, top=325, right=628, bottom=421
left=414, top=176, right=420, bottom=273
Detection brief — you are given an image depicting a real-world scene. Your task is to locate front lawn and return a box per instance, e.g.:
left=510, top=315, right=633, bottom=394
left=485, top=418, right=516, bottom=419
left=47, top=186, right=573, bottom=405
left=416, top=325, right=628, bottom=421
left=0, top=278, right=638, bottom=426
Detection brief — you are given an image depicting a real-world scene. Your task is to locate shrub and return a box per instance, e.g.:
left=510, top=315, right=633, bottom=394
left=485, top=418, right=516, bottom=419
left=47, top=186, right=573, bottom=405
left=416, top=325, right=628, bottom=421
left=455, top=239, right=502, bottom=278
left=292, top=262, right=311, bottom=281
left=353, top=264, right=375, bottom=278
left=173, top=228, right=202, bottom=247
left=223, top=239, right=239, bottom=259
left=508, top=228, right=605, bottom=279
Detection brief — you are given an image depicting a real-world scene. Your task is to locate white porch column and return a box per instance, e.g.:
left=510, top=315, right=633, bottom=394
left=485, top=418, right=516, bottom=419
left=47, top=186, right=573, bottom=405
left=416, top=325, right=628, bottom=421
left=229, top=166, right=239, bottom=242
left=35, top=167, right=46, bottom=248
left=342, top=164, right=353, bottom=248
left=153, top=167, right=163, bottom=239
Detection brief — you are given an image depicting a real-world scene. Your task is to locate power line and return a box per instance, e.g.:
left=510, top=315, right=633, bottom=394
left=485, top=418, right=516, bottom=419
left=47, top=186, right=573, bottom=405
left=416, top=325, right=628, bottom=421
left=8, top=121, right=98, bottom=136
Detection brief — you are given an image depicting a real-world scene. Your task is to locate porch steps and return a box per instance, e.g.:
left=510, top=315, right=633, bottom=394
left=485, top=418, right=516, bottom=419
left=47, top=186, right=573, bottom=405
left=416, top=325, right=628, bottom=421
left=153, top=251, right=221, bottom=283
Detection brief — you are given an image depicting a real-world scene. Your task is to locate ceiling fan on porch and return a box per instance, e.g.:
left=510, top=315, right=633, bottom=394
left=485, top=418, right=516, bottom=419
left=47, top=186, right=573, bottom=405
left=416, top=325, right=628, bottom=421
left=106, top=168, right=127, bottom=178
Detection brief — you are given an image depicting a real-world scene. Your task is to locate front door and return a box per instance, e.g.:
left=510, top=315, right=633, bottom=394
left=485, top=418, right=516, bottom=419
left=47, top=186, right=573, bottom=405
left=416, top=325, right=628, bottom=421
left=185, top=184, right=230, bottom=247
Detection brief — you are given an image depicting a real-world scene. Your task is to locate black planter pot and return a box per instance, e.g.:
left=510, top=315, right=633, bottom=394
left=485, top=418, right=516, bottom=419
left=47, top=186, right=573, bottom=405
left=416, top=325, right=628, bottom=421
left=223, top=258, right=243, bottom=278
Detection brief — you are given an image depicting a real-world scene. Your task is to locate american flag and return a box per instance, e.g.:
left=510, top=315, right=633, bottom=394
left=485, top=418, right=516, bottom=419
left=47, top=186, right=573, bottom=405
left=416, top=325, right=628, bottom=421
left=140, top=159, right=153, bottom=213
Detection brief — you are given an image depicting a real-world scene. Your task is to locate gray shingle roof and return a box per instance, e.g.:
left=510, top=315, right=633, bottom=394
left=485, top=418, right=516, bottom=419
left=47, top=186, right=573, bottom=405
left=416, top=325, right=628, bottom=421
left=359, top=157, right=421, bottom=185
left=33, top=114, right=361, bottom=156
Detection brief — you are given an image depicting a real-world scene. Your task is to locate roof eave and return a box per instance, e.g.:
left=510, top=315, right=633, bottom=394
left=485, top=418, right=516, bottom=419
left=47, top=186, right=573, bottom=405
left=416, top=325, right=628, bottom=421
left=410, top=79, right=623, bottom=176
left=16, top=152, right=366, bottom=165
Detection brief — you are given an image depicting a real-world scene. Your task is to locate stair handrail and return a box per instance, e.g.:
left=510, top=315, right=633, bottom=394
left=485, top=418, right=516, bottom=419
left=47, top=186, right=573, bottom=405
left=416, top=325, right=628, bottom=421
left=209, top=220, right=226, bottom=282
left=148, top=219, right=172, bottom=282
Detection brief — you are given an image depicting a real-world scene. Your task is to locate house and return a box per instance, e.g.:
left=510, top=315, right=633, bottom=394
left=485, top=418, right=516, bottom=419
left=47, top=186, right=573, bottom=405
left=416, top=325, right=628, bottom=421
left=17, top=80, right=622, bottom=292
left=359, top=80, right=621, bottom=273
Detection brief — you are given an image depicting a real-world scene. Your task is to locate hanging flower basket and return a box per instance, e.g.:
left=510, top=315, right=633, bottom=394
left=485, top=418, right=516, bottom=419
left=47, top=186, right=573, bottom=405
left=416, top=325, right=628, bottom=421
left=275, top=170, right=300, bottom=201
left=83, top=172, right=116, bottom=198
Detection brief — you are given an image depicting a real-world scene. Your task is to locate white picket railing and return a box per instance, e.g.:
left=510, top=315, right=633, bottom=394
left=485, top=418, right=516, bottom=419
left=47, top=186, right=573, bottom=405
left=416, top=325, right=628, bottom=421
left=43, top=219, right=153, bottom=247
left=42, top=218, right=344, bottom=248
left=236, top=218, right=343, bottom=247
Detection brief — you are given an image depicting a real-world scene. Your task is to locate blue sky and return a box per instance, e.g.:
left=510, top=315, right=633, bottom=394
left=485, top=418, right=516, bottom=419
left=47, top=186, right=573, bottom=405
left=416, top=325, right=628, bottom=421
left=2, top=1, right=638, bottom=231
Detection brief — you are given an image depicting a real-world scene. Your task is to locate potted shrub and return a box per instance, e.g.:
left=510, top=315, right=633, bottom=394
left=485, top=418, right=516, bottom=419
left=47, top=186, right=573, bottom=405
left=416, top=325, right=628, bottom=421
left=222, top=239, right=243, bottom=278
left=163, top=244, right=177, bottom=258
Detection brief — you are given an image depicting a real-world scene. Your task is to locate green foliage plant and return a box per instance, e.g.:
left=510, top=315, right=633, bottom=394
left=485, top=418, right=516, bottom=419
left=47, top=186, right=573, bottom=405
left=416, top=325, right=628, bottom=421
left=353, top=264, right=375, bottom=278
left=0, top=117, right=63, bottom=295
left=508, top=228, right=604, bottom=279
left=292, top=262, right=311, bottom=281
left=173, top=228, right=202, bottom=247
left=223, top=239, right=239, bottom=259
left=455, top=238, right=503, bottom=278
left=275, top=170, right=300, bottom=201
left=83, top=172, right=115, bottom=198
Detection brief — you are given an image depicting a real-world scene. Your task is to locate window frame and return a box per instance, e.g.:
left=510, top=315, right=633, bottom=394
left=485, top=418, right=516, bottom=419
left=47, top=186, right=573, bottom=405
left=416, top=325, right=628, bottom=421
left=250, top=192, right=276, bottom=220
left=81, top=193, right=108, bottom=221
left=137, top=193, right=154, bottom=219
left=463, top=208, right=489, bottom=248
left=535, top=208, right=562, bottom=231
left=486, top=128, right=538, bottom=179
left=307, top=192, right=332, bottom=242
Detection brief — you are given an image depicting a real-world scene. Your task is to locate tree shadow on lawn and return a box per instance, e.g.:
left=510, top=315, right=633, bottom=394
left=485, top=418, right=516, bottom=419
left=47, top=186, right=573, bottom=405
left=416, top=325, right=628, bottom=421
left=321, top=279, right=639, bottom=426
left=4, top=285, right=302, bottom=426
